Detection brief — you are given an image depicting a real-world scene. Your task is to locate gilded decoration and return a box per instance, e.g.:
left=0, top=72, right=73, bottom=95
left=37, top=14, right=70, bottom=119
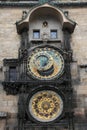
left=29, top=90, right=63, bottom=122
left=27, top=47, right=64, bottom=80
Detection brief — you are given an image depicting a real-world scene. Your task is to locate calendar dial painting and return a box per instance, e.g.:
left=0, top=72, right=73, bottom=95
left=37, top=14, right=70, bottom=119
left=28, top=90, right=63, bottom=122
left=27, top=47, right=64, bottom=80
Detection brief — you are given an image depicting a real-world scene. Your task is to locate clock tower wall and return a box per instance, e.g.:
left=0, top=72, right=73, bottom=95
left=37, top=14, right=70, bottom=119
left=0, top=3, right=87, bottom=130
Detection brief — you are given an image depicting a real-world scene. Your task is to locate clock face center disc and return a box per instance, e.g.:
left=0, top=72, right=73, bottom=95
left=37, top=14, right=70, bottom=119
left=42, top=101, right=50, bottom=110
left=36, top=55, right=49, bottom=67
left=34, top=52, right=53, bottom=71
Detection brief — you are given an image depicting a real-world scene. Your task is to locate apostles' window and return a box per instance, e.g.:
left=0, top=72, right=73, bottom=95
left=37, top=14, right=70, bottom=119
left=50, top=30, right=57, bottom=39
left=33, top=30, right=40, bottom=39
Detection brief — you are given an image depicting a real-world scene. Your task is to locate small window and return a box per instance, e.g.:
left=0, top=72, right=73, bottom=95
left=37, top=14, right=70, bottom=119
left=9, top=67, right=17, bottom=81
left=50, top=30, right=57, bottom=39
left=33, top=30, right=40, bottom=39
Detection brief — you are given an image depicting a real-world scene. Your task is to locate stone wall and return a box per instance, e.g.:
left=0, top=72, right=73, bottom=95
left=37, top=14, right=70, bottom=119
left=0, top=6, right=87, bottom=129
left=0, top=7, right=30, bottom=130
left=67, top=7, right=87, bottom=125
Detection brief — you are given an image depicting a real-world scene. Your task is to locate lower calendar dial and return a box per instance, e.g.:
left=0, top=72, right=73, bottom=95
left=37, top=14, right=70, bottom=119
left=28, top=90, right=63, bottom=122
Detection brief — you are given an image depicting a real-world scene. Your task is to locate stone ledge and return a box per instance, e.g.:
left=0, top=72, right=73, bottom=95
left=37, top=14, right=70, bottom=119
left=0, top=1, right=87, bottom=7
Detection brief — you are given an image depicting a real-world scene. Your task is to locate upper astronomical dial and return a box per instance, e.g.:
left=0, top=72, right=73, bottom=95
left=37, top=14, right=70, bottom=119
left=27, top=47, right=64, bottom=80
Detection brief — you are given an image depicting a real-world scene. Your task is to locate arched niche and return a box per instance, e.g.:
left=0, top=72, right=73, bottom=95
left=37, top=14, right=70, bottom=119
left=16, top=3, right=76, bottom=35
left=29, top=6, right=64, bottom=41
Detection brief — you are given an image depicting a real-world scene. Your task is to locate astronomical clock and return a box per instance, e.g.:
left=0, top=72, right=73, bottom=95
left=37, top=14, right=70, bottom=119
left=2, top=1, right=76, bottom=130
left=26, top=45, right=65, bottom=124
left=27, top=46, right=64, bottom=80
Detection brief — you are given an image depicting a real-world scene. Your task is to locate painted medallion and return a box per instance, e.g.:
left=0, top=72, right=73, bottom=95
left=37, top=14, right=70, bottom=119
left=29, top=90, right=63, bottom=122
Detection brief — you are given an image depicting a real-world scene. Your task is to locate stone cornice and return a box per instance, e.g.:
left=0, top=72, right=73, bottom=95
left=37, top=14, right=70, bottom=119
left=0, top=1, right=87, bottom=8
left=53, top=1, right=87, bottom=7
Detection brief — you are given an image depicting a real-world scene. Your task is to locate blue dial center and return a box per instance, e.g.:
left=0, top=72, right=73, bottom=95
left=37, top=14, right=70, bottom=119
left=36, top=55, right=49, bottom=68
